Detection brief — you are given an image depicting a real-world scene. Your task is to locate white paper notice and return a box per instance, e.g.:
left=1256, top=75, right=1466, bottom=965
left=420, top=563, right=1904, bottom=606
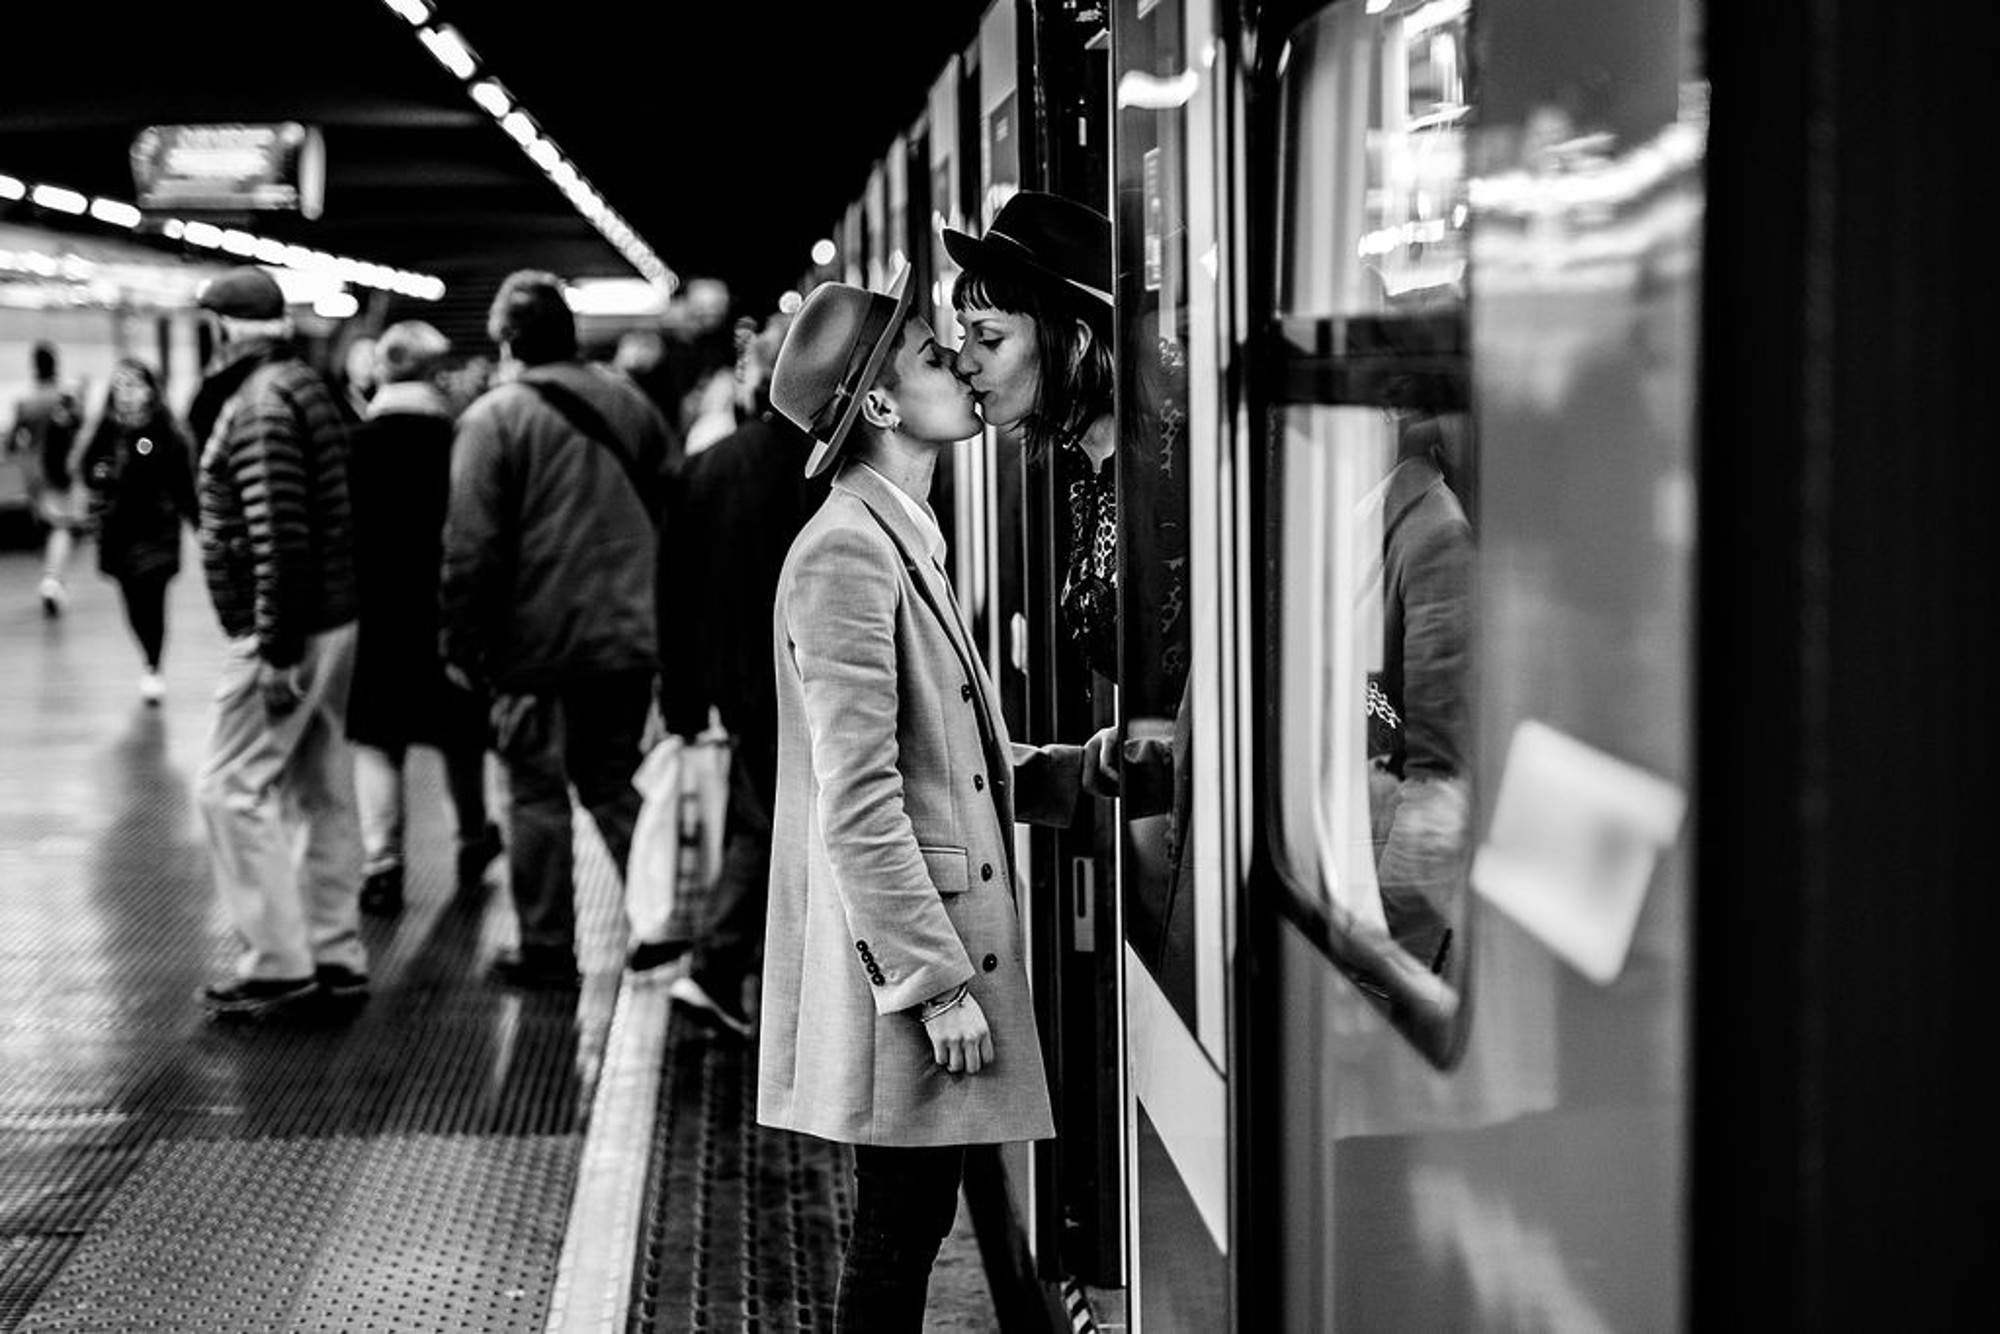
left=1470, top=720, right=1687, bottom=985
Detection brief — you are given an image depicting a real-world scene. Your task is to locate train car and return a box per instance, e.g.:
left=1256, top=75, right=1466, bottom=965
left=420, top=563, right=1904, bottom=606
left=829, top=0, right=1709, bottom=1328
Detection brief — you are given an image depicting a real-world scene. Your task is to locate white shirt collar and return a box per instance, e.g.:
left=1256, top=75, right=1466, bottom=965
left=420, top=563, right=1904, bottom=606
left=858, top=460, right=947, bottom=566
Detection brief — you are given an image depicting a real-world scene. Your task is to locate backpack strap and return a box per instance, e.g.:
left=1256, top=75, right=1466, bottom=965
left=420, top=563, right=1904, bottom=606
left=519, top=378, right=658, bottom=526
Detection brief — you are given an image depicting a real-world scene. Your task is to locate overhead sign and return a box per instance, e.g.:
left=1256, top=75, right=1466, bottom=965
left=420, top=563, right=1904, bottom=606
left=130, top=123, right=324, bottom=219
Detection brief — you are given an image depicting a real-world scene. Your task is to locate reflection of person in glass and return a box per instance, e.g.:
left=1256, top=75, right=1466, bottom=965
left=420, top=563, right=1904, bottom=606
left=1368, top=407, right=1472, bottom=975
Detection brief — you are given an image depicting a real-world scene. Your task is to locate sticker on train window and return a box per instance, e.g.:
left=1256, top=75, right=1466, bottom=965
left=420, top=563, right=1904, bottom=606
left=1469, top=720, right=1687, bottom=985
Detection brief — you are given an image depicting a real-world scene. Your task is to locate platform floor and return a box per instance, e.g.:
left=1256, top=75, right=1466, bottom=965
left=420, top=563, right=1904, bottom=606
left=0, top=546, right=996, bottom=1332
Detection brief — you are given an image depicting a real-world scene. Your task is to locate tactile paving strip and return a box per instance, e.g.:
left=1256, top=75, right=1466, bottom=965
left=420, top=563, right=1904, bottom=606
left=628, top=1020, right=853, bottom=1333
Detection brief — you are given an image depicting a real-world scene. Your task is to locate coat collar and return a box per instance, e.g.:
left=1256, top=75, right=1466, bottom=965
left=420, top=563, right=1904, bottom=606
left=366, top=381, right=452, bottom=420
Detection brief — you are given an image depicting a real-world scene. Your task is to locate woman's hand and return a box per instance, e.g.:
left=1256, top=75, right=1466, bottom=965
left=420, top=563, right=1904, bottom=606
left=923, top=992, right=994, bottom=1074
left=1081, top=724, right=1122, bottom=797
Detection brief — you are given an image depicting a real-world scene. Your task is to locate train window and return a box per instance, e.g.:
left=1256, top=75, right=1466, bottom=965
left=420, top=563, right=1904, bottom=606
left=1265, top=0, right=1474, bottom=1066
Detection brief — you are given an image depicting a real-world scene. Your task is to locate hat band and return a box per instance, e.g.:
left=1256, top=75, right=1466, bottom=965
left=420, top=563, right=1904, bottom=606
left=808, top=298, right=897, bottom=440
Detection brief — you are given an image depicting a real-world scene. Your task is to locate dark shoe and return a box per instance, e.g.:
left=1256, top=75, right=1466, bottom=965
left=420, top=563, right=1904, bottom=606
left=669, top=974, right=752, bottom=1039
left=456, top=824, right=504, bottom=893
left=359, top=866, right=404, bottom=916
left=488, top=947, right=580, bottom=990
left=314, top=963, right=371, bottom=1003
left=201, top=975, right=318, bottom=1019
left=626, top=938, right=690, bottom=974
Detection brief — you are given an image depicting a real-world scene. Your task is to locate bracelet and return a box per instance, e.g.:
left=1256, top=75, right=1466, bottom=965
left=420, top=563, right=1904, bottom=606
left=917, top=982, right=972, bottom=1025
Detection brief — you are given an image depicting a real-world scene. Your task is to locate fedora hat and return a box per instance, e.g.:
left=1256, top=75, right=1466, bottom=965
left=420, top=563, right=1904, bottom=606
left=771, top=269, right=914, bottom=479
left=943, top=191, right=1113, bottom=306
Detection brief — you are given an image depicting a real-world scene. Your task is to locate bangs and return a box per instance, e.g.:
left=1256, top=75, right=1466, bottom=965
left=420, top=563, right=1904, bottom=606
left=951, top=262, right=1043, bottom=316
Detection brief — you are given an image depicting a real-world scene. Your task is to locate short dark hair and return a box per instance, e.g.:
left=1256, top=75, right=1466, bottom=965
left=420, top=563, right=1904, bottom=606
left=31, top=341, right=57, bottom=382
left=487, top=270, right=577, bottom=365
left=952, top=261, right=1113, bottom=458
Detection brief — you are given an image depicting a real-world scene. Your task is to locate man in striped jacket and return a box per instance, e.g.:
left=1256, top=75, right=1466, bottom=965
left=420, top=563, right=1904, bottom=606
left=190, top=266, right=367, bottom=1020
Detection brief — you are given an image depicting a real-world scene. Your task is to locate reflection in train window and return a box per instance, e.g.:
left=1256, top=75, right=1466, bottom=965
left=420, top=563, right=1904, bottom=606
left=1267, top=0, right=1474, bottom=1065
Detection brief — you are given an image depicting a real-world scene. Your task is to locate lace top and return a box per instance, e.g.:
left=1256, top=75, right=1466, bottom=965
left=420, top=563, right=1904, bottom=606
left=1060, top=443, right=1119, bottom=679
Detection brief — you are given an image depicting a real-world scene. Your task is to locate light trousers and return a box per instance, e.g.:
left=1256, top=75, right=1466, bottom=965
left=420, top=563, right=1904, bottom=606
left=196, top=624, right=365, bottom=981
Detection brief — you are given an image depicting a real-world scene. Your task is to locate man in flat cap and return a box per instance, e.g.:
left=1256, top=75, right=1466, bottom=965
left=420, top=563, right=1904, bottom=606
left=188, top=265, right=367, bottom=1020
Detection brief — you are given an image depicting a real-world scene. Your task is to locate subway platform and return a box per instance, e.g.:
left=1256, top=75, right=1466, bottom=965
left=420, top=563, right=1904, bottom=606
left=0, top=546, right=997, bottom=1332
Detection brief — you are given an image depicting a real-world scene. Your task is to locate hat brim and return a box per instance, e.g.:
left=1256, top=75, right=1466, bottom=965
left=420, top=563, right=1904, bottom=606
left=942, top=228, right=1114, bottom=307
left=804, top=268, right=914, bottom=480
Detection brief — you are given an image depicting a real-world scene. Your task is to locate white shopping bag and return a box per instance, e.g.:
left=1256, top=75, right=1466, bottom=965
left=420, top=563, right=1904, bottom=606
left=624, top=734, right=685, bottom=945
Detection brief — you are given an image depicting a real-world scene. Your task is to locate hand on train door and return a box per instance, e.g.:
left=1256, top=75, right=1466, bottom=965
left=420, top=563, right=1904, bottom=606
left=1081, top=724, right=1123, bottom=798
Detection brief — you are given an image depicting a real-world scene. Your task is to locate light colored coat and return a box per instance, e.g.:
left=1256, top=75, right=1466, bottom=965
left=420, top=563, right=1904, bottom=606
left=759, top=459, right=1081, bottom=1147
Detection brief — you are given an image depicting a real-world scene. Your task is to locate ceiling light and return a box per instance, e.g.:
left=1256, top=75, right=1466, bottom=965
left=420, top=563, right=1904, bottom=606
left=314, top=291, right=360, bottom=319
left=500, top=112, right=538, bottom=146
left=470, top=80, right=511, bottom=118
left=526, top=139, right=561, bottom=171
left=0, top=174, right=25, bottom=200
left=811, top=239, right=838, bottom=266
left=381, top=0, right=431, bottom=24
left=221, top=229, right=259, bottom=257
left=183, top=221, right=223, bottom=248
left=418, top=25, right=477, bottom=81
left=89, top=198, right=142, bottom=228
left=30, top=184, right=87, bottom=215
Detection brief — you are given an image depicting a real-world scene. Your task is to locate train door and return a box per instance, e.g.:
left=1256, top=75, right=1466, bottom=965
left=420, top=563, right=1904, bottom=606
left=1016, top=0, right=1126, bottom=1303
left=1109, top=0, right=1240, bottom=1327
left=1241, top=0, right=1703, bottom=1328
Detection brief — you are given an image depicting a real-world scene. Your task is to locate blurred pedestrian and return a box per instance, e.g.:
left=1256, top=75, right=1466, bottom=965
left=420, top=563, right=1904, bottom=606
left=441, top=270, right=674, bottom=989
left=188, top=265, right=366, bottom=1020
left=7, top=341, right=86, bottom=616
left=346, top=321, right=502, bottom=915
left=651, top=311, right=825, bottom=1011
left=75, top=358, right=196, bottom=703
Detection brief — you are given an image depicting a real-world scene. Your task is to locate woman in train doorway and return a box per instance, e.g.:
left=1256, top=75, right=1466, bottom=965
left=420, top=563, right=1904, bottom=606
left=760, top=272, right=1110, bottom=1332
left=76, top=358, right=197, bottom=704
left=944, top=192, right=1121, bottom=679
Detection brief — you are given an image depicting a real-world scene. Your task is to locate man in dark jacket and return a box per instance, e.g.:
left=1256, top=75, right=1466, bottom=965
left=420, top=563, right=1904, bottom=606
left=442, top=270, right=674, bottom=989
left=654, top=312, right=826, bottom=1026
left=346, top=321, right=500, bottom=915
left=189, top=266, right=367, bottom=1019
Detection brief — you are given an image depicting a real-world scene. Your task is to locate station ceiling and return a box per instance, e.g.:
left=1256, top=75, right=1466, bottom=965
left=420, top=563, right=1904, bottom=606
left=0, top=1, right=986, bottom=316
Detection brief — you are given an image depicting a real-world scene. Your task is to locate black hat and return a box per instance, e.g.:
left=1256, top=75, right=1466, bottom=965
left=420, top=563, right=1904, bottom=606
left=943, top=191, right=1112, bottom=306
left=197, top=266, right=286, bottom=319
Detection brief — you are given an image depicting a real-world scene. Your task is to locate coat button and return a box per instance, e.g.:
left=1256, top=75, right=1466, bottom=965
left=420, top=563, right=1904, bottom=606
left=960, top=683, right=973, bottom=701
left=973, top=774, right=985, bottom=791
left=982, top=953, right=998, bottom=972
left=980, top=863, right=994, bottom=882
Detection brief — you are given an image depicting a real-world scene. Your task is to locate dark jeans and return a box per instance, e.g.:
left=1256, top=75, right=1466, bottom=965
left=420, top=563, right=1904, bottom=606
left=490, top=670, right=651, bottom=955
left=834, top=1144, right=967, bottom=1334
left=117, top=569, right=173, bottom=669
left=687, top=731, right=774, bottom=998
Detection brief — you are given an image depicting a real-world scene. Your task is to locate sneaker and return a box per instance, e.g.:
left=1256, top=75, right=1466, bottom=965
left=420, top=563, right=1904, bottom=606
left=139, top=671, right=165, bottom=705
left=455, top=823, right=504, bottom=894
left=669, top=974, right=752, bottom=1039
left=201, top=975, right=318, bottom=1019
left=314, top=963, right=371, bottom=1002
left=359, top=866, right=404, bottom=915
left=488, top=946, right=580, bottom=990
left=627, top=938, right=690, bottom=974
left=38, top=577, right=64, bottom=617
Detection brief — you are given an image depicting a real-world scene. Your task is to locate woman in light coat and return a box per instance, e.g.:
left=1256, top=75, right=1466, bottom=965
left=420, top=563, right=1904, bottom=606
left=761, top=272, right=1112, bottom=1332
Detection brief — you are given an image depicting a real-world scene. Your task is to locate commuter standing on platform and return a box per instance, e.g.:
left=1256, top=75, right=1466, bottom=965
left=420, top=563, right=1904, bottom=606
left=188, top=266, right=367, bottom=1020
left=8, top=341, right=86, bottom=616
left=345, top=321, right=503, bottom=916
left=760, top=274, right=1113, bottom=1332
left=441, top=270, right=673, bottom=990
left=75, top=358, right=197, bottom=704
left=651, top=311, right=825, bottom=1010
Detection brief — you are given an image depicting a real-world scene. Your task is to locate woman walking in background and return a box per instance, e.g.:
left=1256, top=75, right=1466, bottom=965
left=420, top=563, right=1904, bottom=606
left=77, top=358, right=196, bottom=704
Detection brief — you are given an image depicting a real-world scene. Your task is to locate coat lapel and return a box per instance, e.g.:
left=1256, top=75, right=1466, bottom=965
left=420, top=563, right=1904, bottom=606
left=832, top=461, right=1004, bottom=748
